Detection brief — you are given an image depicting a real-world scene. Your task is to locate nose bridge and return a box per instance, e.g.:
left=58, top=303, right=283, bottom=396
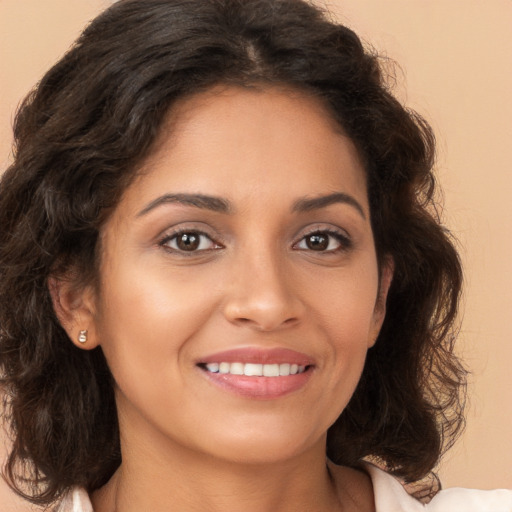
left=223, top=238, right=303, bottom=330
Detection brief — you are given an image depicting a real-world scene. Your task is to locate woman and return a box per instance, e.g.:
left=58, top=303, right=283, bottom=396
left=0, top=0, right=510, bottom=510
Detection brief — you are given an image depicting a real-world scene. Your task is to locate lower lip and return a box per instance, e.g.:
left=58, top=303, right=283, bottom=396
left=200, top=368, right=313, bottom=399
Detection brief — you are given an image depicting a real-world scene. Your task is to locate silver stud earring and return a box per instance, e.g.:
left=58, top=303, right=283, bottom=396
left=78, top=330, right=88, bottom=344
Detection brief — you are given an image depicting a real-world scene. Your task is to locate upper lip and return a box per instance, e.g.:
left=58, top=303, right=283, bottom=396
left=198, top=347, right=315, bottom=366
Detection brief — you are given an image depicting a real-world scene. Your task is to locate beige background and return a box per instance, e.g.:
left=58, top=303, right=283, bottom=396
left=0, top=0, right=511, bottom=508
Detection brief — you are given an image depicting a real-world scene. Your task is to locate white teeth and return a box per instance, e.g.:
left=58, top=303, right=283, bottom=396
left=204, top=362, right=308, bottom=377
left=263, top=364, right=279, bottom=377
left=230, top=362, right=244, bottom=375
left=244, top=363, right=263, bottom=376
left=219, top=362, right=230, bottom=374
left=279, top=363, right=290, bottom=376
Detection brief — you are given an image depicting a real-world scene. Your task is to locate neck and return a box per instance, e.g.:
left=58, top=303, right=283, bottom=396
left=93, top=438, right=344, bottom=512
left=91, top=398, right=374, bottom=512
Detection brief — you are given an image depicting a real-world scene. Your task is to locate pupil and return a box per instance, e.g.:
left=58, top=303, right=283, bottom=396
left=307, top=234, right=328, bottom=251
left=178, top=233, right=199, bottom=251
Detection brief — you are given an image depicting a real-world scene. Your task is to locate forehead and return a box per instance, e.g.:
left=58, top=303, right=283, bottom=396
left=124, top=85, right=368, bottom=212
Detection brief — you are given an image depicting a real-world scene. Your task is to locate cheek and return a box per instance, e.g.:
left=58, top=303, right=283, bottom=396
left=297, top=261, right=380, bottom=425
left=94, top=259, right=220, bottom=389
left=312, top=261, right=380, bottom=348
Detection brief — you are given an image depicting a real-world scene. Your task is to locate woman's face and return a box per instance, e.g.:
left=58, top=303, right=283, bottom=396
left=80, top=85, right=391, bottom=465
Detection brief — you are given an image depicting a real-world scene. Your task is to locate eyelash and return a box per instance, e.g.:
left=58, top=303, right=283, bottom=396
left=293, top=228, right=352, bottom=253
left=159, top=229, right=222, bottom=255
left=158, top=227, right=352, bottom=255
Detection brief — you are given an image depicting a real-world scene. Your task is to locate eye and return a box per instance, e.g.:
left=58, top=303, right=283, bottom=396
left=294, top=230, right=351, bottom=252
left=160, top=230, right=220, bottom=253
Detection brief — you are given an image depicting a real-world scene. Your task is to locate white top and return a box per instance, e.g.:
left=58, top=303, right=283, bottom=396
left=56, top=465, right=512, bottom=512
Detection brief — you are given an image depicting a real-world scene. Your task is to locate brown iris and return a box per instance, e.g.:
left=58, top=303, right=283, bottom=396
left=305, top=233, right=329, bottom=251
left=176, top=232, right=200, bottom=251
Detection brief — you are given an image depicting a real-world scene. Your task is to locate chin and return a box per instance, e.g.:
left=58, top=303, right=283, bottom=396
left=196, top=425, right=325, bottom=466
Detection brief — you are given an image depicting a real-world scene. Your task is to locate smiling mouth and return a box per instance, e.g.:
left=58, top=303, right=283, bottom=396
left=199, top=362, right=309, bottom=377
left=196, top=348, right=315, bottom=398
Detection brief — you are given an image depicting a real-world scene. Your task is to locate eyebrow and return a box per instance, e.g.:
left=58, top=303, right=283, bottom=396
left=292, top=192, right=366, bottom=219
left=137, top=193, right=232, bottom=216
left=137, top=191, right=366, bottom=219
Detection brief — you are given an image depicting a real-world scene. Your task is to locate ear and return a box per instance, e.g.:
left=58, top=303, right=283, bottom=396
left=368, top=256, right=394, bottom=348
left=48, top=275, right=99, bottom=350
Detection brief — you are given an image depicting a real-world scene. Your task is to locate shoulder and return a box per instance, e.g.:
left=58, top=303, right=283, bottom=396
left=427, top=487, right=512, bottom=512
left=363, top=462, right=512, bottom=512
left=54, top=487, right=93, bottom=512
left=52, top=468, right=512, bottom=512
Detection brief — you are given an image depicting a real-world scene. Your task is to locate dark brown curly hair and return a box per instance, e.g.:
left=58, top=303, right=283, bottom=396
left=0, top=0, right=465, bottom=506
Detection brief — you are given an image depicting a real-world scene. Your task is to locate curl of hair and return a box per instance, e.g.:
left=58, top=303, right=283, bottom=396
left=0, top=0, right=465, bottom=505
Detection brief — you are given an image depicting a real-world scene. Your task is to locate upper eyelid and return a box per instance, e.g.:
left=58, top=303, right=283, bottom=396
left=295, top=224, right=351, bottom=241
left=157, top=222, right=222, bottom=241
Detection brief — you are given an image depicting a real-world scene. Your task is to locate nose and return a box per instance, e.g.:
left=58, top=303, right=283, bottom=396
left=222, top=250, right=305, bottom=332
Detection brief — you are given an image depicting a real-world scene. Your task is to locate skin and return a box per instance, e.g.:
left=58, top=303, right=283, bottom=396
left=53, top=85, right=392, bottom=512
